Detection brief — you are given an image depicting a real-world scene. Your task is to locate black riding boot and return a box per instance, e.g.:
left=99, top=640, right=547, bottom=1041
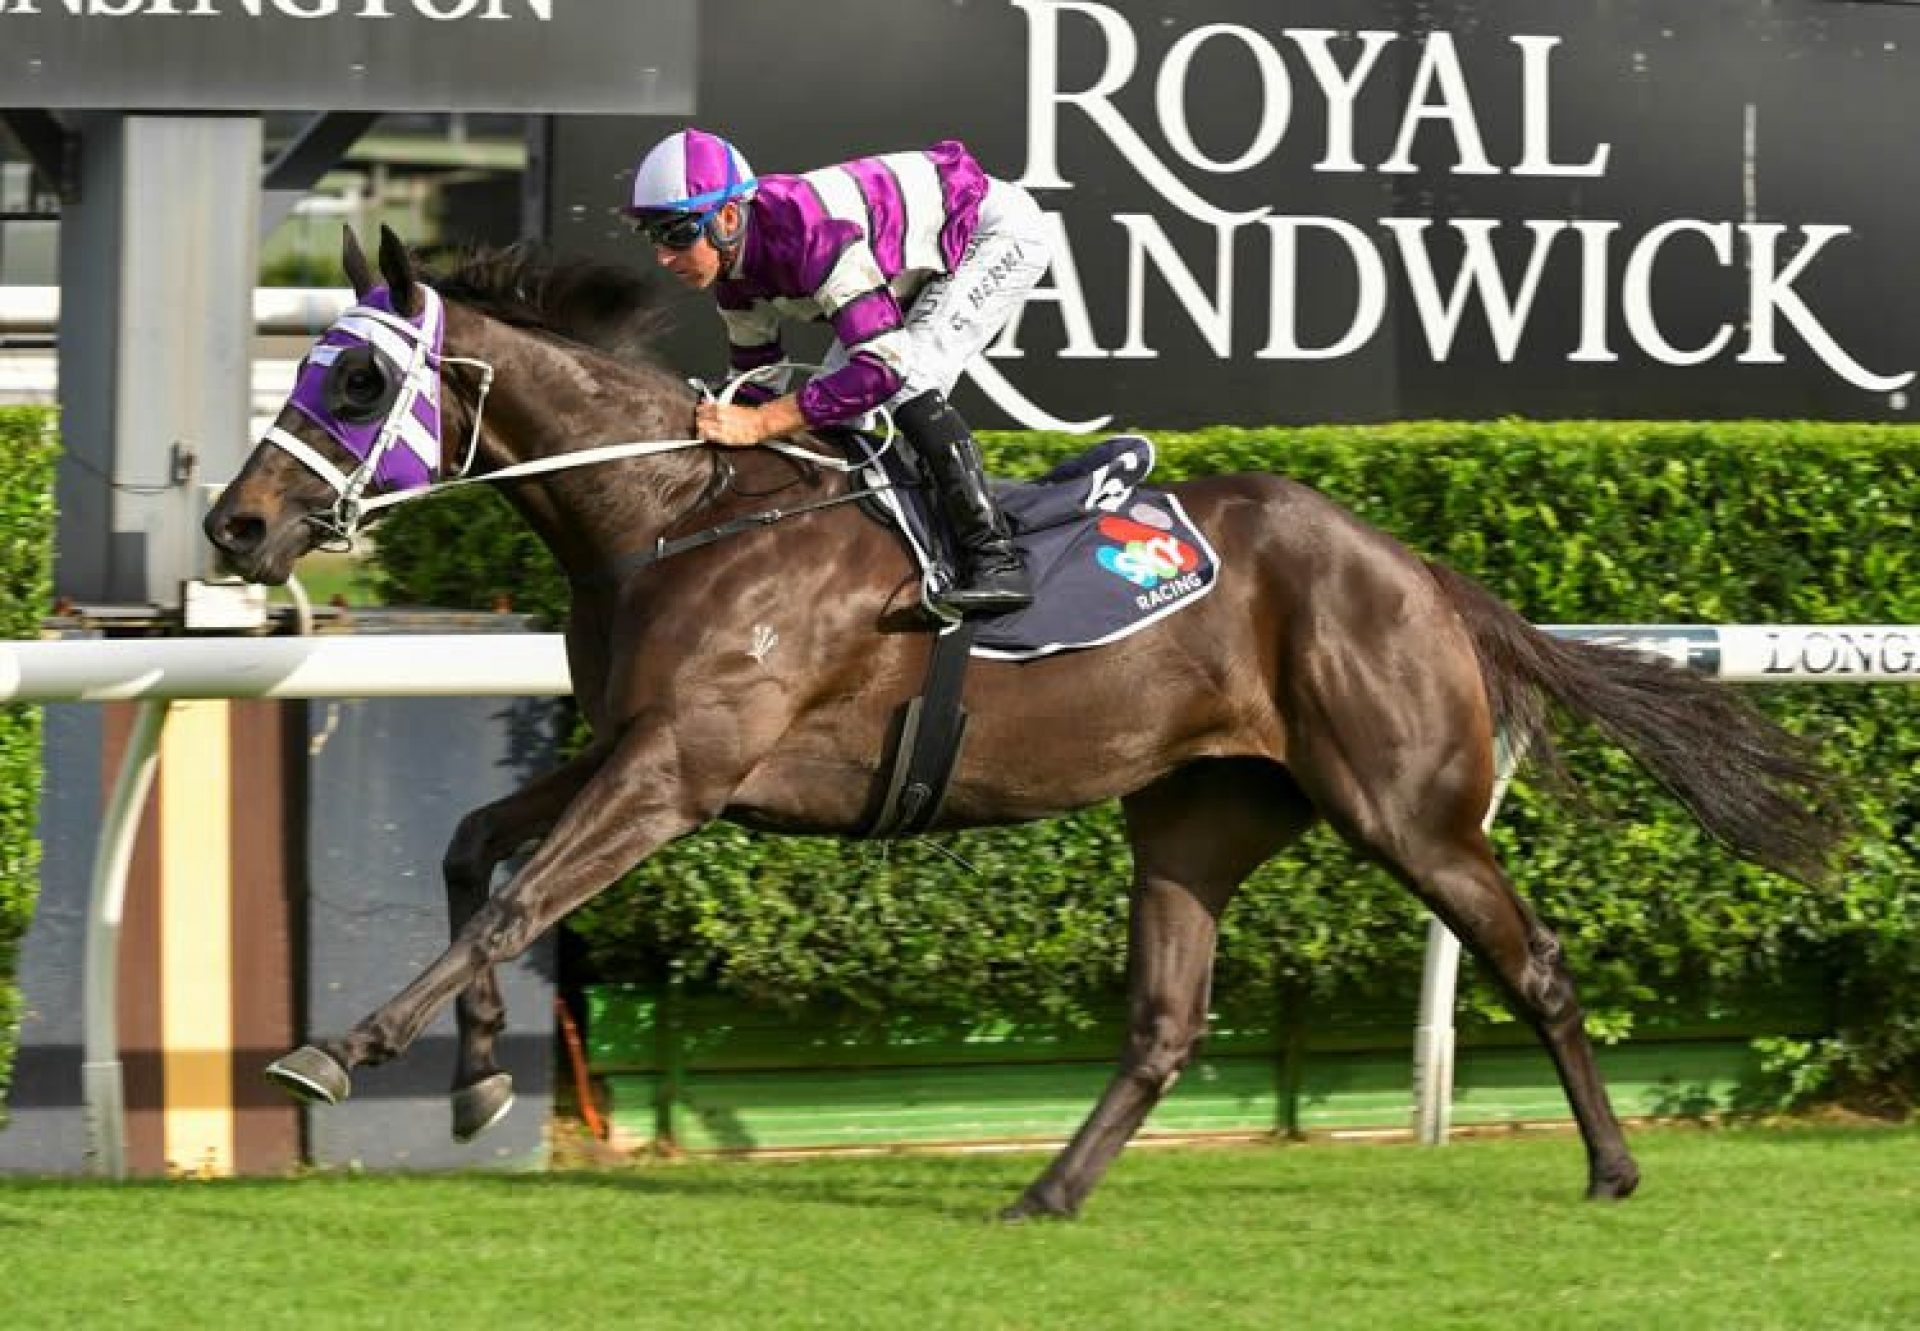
left=895, top=390, right=1034, bottom=616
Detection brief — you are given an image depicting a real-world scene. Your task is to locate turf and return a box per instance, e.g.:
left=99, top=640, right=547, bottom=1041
left=0, top=1125, right=1913, bottom=1330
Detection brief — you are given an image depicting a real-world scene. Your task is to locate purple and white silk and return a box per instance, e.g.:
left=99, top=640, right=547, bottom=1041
left=285, top=284, right=446, bottom=493
left=713, top=140, right=992, bottom=428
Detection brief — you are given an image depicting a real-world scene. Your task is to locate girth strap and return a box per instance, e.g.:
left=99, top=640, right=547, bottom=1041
left=861, top=621, right=979, bottom=840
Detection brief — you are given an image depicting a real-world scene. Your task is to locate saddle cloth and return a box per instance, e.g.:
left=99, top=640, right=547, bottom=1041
left=853, top=433, right=1221, bottom=661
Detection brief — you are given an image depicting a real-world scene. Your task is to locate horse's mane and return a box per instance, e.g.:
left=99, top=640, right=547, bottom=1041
left=427, top=244, right=679, bottom=371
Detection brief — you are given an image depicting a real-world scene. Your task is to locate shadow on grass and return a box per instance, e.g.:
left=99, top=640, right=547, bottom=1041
left=482, top=1161, right=1031, bottom=1222
left=465, top=1142, right=1366, bottom=1222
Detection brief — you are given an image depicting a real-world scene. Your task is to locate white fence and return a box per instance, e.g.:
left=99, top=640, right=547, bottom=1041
left=0, top=286, right=351, bottom=438
left=3, top=625, right=1915, bottom=1174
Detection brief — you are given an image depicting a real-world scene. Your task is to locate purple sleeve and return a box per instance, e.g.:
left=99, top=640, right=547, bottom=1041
left=798, top=352, right=903, bottom=427
left=827, top=286, right=904, bottom=351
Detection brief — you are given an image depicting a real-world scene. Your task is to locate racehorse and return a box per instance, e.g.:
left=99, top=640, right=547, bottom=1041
left=205, top=227, right=1841, bottom=1218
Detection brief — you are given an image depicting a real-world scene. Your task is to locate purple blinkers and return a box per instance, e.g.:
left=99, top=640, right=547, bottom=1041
left=285, top=284, right=446, bottom=493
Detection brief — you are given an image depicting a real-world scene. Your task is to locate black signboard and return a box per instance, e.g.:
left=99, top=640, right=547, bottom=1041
left=0, top=0, right=695, bottom=115
left=543, top=0, right=1920, bottom=430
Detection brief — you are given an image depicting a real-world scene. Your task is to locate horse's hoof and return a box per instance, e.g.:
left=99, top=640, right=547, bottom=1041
left=1586, top=1159, right=1641, bottom=1201
left=998, top=1190, right=1078, bottom=1223
left=265, top=1045, right=351, bottom=1106
left=452, top=1072, right=516, bottom=1143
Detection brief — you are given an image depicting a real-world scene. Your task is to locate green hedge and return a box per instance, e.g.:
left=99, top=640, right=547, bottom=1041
left=373, top=421, right=1920, bottom=1106
left=0, top=407, right=58, bottom=1115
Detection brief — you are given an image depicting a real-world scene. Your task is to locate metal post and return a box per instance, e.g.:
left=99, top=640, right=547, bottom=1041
left=1413, top=729, right=1527, bottom=1146
left=56, top=113, right=260, bottom=605
left=82, top=697, right=170, bottom=1179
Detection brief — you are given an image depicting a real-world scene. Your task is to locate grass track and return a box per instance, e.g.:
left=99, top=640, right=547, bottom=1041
left=0, top=1125, right=1914, bottom=1330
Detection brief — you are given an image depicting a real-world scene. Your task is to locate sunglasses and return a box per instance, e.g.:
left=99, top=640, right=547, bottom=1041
left=625, top=208, right=711, bottom=250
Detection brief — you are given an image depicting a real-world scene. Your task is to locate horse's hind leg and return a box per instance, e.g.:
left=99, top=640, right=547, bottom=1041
left=1294, top=712, right=1639, bottom=1199
left=1398, top=834, right=1637, bottom=1198
left=439, top=740, right=615, bottom=1141
left=1003, top=758, right=1313, bottom=1221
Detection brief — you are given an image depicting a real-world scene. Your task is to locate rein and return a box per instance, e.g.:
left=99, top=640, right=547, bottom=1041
left=264, top=285, right=899, bottom=557
left=567, top=485, right=889, bottom=592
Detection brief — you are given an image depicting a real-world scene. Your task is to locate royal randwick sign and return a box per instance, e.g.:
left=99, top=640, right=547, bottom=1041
left=0, top=0, right=693, bottom=112
left=938, top=0, right=1917, bottom=429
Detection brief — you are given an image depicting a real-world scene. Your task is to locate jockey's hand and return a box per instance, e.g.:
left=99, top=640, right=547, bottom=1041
left=695, top=394, right=806, bottom=448
left=694, top=402, right=767, bottom=447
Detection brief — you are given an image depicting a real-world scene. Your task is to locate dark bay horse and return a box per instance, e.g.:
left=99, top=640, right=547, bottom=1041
left=205, top=228, right=1840, bottom=1218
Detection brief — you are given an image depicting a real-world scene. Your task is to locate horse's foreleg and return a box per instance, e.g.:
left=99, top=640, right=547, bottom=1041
left=1003, top=760, right=1310, bottom=1221
left=268, top=723, right=719, bottom=1109
left=441, top=740, right=616, bottom=1141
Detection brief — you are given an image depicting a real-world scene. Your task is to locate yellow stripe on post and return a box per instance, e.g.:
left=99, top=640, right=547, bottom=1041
left=158, top=698, right=235, bottom=1177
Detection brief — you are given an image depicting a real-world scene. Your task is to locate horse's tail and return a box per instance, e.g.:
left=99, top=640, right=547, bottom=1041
left=1426, top=560, right=1845, bottom=885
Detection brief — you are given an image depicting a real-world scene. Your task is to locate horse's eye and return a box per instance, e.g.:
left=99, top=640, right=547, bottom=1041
left=323, top=351, right=397, bottom=423
left=344, top=367, right=385, bottom=404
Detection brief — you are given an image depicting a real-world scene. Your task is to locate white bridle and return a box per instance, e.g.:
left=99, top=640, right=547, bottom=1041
left=263, top=286, right=894, bottom=545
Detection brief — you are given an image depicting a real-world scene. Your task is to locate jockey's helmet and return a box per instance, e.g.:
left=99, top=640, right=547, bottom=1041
left=624, top=128, right=757, bottom=250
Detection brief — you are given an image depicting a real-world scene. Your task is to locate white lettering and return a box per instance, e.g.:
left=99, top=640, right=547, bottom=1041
left=1288, top=29, right=1396, bottom=173
left=964, top=356, right=1112, bottom=433
left=1082, top=456, right=1140, bottom=512
left=1135, top=571, right=1205, bottom=610
left=1622, top=220, right=1734, bottom=366
left=1012, top=0, right=1266, bottom=225
left=1569, top=221, right=1621, bottom=362
left=1259, top=216, right=1386, bottom=359
left=1116, top=213, right=1237, bottom=359
left=1380, top=33, right=1498, bottom=176
left=1156, top=24, right=1290, bottom=174
left=1384, top=218, right=1565, bottom=360
left=1738, top=224, right=1914, bottom=392
left=1512, top=36, right=1610, bottom=176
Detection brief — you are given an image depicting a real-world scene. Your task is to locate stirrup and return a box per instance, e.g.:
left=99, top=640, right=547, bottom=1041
left=932, top=586, right=1033, bottom=617
left=935, top=557, right=1034, bottom=616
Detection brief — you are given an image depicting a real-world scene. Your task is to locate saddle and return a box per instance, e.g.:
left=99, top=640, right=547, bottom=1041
left=845, top=431, right=1221, bottom=839
left=849, top=432, right=1221, bottom=659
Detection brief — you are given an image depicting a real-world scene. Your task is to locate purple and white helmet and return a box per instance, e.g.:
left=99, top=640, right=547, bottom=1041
left=627, top=128, right=757, bottom=218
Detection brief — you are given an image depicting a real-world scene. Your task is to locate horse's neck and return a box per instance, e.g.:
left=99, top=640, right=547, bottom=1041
left=462, top=321, right=721, bottom=578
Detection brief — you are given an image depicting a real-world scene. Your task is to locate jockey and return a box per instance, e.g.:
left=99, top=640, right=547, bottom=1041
left=622, top=127, right=1050, bottom=617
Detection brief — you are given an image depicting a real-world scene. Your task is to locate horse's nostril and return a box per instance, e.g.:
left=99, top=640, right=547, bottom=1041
left=214, top=513, right=267, bottom=556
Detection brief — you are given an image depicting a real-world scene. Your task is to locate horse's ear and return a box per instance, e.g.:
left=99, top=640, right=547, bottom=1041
left=341, top=227, right=376, bottom=299
left=377, top=224, right=421, bottom=315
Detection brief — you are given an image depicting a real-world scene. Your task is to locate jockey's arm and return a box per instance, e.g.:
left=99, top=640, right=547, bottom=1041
left=694, top=393, right=806, bottom=447
left=698, top=241, right=909, bottom=448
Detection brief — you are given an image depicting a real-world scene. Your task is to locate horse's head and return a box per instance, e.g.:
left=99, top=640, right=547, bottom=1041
left=205, top=225, right=486, bottom=584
